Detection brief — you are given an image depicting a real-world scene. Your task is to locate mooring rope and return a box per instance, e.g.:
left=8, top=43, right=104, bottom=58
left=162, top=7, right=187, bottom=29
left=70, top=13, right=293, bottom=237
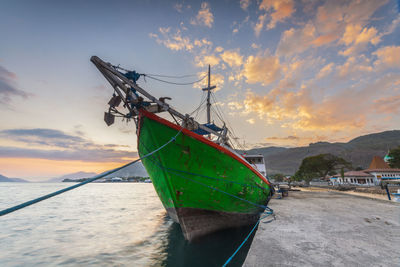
left=0, top=129, right=183, bottom=217
left=222, top=210, right=274, bottom=267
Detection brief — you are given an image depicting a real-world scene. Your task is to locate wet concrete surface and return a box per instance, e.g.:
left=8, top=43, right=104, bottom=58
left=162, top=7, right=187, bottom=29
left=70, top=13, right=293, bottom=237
left=244, top=191, right=400, bottom=266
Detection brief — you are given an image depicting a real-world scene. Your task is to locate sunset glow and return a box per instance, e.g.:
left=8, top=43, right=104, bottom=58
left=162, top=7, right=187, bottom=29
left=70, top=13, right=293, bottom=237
left=1, top=0, right=399, bottom=180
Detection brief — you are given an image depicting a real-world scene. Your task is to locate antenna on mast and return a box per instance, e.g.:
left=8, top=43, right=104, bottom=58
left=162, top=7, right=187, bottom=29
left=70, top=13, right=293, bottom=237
left=202, top=65, right=216, bottom=125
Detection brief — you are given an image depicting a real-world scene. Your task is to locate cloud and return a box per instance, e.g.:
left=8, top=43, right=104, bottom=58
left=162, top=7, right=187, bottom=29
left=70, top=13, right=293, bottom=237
left=246, top=118, right=255, bottom=124
left=149, top=28, right=194, bottom=51
left=191, top=2, right=214, bottom=28
left=374, top=94, right=400, bottom=114
left=239, top=73, right=399, bottom=133
left=310, top=33, right=338, bottom=47
left=242, top=52, right=281, bottom=85
left=339, top=25, right=380, bottom=56
left=0, top=128, right=137, bottom=162
left=174, top=3, right=183, bottom=13
left=315, top=0, right=386, bottom=34
left=276, top=23, right=316, bottom=56
left=316, top=63, right=334, bottom=79
left=194, top=38, right=212, bottom=47
left=267, top=135, right=299, bottom=140
left=195, top=54, right=220, bottom=67
left=373, top=45, right=400, bottom=70
left=240, top=0, right=251, bottom=10
left=220, top=50, right=243, bottom=67
left=335, top=55, right=373, bottom=79
left=214, top=46, right=224, bottom=53
left=0, top=65, right=30, bottom=106
left=276, top=1, right=388, bottom=56
left=259, top=0, right=295, bottom=29
left=0, top=146, right=138, bottom=163
left=254, top=14, right=267, bottom=37
left=0, top=128, right=85, bottom=148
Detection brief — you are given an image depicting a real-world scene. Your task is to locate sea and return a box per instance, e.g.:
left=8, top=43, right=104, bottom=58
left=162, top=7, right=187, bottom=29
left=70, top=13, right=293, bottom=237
left=0, top=183, right=256, bottom=267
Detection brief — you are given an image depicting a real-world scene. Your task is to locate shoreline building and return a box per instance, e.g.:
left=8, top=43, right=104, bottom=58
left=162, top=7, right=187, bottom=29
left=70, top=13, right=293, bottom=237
left=331, top=156, right=400, bottom=186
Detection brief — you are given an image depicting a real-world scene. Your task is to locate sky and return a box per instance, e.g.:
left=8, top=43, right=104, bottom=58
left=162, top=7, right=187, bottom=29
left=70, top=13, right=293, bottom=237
left=0, top=0, right=399, bottom=180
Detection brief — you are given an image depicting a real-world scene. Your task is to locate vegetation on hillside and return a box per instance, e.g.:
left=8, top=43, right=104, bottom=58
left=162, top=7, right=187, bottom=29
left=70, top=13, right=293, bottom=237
left=388, top=146, right=400, bottom=168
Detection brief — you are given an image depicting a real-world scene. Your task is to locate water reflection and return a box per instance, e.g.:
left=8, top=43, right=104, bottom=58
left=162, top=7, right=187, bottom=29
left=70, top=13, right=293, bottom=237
left=0, top=184, right=259, bottom=266
left=157, top=215, right=258, bottom=267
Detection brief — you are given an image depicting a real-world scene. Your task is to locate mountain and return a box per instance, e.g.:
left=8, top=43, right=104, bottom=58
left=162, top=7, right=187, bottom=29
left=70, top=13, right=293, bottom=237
left=103, top=161, right=149, bottom=178
left=0, top=174, right=29, bottom=182
left=45, top=162, right=149, bottom=182
left=45, top=171, right=98, bottom=182
left=246, top=130, right=400, bottom=175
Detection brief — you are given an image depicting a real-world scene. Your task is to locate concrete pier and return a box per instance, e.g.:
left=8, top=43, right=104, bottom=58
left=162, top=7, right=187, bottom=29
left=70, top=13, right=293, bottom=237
left=244, top=190, right=400, bottom=266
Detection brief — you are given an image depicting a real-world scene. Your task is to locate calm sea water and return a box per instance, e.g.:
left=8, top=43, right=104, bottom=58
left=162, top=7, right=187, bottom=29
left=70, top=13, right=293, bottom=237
left=0, top=183, right=256, bottom=267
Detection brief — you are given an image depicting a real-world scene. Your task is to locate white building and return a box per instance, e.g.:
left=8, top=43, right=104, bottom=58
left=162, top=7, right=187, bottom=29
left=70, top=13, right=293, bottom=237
left=331, top=156, right=400, bottom=186
left=331, top=171, right=374, bottom=185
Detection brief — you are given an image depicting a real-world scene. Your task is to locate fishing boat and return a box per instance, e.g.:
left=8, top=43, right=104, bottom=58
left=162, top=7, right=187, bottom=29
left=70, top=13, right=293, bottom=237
left=91, top=56, right=274, bottom=241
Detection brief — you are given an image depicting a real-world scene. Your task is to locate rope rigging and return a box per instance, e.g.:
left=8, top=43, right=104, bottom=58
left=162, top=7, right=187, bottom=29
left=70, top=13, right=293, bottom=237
left=142, top=73, right=207, bottom=85
left=113, top=64, right=207, bottom=86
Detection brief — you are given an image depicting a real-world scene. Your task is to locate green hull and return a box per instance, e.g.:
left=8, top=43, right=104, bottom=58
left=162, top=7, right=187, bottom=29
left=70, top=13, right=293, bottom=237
left=137, top=110, right=273, bottom=240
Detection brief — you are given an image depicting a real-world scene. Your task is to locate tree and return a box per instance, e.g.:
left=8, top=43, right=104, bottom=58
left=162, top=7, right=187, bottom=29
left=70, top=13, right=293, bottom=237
left=388, top=146, right=400, bottom=168
left=294, top=154, right=351, bottom=184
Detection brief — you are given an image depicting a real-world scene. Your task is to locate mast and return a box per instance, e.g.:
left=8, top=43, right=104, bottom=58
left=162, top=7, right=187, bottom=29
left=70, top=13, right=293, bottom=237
left=202, top=65, right=216, bottom=125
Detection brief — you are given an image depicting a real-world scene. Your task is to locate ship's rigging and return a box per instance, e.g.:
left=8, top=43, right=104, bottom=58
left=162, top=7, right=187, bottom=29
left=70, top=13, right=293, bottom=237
left=93, top=56, right=245, bottom=150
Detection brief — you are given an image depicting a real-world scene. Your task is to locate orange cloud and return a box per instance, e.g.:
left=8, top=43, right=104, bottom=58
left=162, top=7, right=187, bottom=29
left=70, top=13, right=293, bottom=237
left=311, top=34, right=338, bottom=47
left=335, top=56, right=372, bottom=78
left=276, top=23, right=316, bottom=56
left=220, top=50, right=243, bottom=67
left=242, top=53, right=281, bottom=85
left=194, top=38, right=212, bottom=47
left=240, top=0, right=251, bottom=10
left=339, top=25, right=380, bottom=56
left=259, top=0, right=295, bottom=29
left=191, top=2, right=214, bottom=28
left=373, top=45, right=400, bottom=70
left=150, top=28, right=194, bottom=51
left=374, top=95, right=400, bottom=114
left=240, top=74, right=398, bottom=133
left=195, top=54, right=220, bottom=67
left=276, top=1, right=387, bottom=56
left=254, top=14, right=267, bottom=37
left=316, top=62, right=334, bottom=79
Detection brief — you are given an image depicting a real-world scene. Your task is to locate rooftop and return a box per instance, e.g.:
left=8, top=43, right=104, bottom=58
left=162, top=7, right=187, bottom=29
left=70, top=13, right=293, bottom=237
left=368, top=156, right=390, bottom=169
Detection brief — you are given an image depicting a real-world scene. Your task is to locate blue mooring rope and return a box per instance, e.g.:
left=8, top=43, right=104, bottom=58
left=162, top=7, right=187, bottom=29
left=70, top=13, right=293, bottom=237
left=222, top=210, right=274, bottom=267
left=0, top=129, right=183, bottom=217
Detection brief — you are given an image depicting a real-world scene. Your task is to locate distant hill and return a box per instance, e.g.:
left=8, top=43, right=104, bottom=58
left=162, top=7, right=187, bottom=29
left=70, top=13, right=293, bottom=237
left=0, top=174, right=29, bottom=183
left=46, top=162, right=149, bottom=182
left=103, top=161, right=149, bottom=178
left=246, top=130, right=400, bottom=175
left=45, top=171, right=98, bottom=182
